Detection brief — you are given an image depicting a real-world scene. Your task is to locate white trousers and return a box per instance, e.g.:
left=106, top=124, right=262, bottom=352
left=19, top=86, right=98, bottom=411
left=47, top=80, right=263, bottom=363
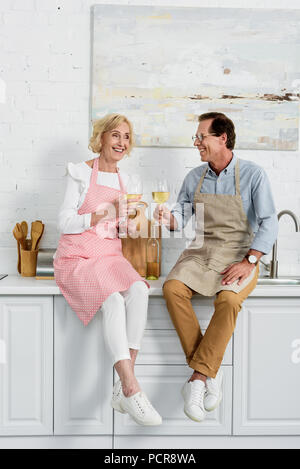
left=100, top=281, right=149, bottom=364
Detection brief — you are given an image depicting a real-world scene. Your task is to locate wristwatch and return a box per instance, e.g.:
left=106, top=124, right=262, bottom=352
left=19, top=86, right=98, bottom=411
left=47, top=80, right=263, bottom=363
left=245, top=254, right=258, bottom=265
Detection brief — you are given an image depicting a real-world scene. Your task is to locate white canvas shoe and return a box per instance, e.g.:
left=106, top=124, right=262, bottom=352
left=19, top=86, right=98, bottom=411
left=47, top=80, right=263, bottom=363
left=204, top=369, right=223, bottom=412
left=111, top=380, right=126, bottom=414
left=120, top=391, right=162, bottom=426
left=181, top=379, right=206, bottom=422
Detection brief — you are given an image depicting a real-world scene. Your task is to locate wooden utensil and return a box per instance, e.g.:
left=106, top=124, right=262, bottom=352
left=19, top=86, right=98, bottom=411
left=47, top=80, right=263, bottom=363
left=12, top=225, right=22, bottom=274
left=13, top=223, right=27, bottom=249
left=30, top=221, right=44, bottom=251
left=20, top=221, right=28, bottom=239
left=35, top=223, right=44, bottom=250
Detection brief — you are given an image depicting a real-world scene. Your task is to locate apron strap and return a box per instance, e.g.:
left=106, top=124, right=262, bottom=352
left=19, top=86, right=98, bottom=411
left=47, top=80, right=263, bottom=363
left=116, top=168, right=126, bottom=193
left=235, top=158, right=241, bottom=196
left=92, top=157, right=126, bottom=193
left=194, top=165, right=208, bottom=195
left=91, top=157, right=99, bottom=186
left=194, top=158, right=241, bottom=197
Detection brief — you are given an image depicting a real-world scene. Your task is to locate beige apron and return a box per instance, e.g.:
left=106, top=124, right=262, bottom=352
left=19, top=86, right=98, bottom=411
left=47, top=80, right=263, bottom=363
left=165, top=159, right=256, bottom=296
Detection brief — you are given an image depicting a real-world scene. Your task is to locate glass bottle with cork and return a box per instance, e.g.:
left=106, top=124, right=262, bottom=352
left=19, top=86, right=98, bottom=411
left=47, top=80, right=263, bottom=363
left=146, top=223, right=160, bottom=280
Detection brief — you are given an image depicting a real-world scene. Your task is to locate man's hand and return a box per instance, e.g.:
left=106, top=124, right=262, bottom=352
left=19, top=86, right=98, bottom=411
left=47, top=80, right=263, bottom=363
left=220, top=259, right=255, bottom=286
left=153, top=204, right=178, bottom=230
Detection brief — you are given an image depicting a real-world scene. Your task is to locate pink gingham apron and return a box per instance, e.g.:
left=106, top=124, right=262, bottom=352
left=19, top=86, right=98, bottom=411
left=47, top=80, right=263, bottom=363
left=54, top=157, right=149, bottom=326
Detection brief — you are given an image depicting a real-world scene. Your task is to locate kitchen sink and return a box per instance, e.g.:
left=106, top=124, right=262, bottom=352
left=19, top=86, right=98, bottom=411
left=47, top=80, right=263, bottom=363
left=257, top=277, right=300, bottom=285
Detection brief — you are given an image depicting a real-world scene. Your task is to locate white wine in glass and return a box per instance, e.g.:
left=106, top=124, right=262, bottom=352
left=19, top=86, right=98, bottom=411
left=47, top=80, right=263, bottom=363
left=152, top=178, right=170, bottom=226
left=126, top=193, right=142, bottom=200
left=152, top=191, right=170, bottom=204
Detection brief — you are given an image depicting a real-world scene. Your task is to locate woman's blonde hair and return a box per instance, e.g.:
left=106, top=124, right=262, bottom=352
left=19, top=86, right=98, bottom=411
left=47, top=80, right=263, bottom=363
left=88, top=113, right=134, bottom=155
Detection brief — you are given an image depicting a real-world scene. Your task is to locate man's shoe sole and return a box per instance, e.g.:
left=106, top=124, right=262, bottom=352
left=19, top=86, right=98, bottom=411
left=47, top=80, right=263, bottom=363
left=183, top=407, right=205, bottom=422
left=204, top=390, right=223, bottom=412
left=181, top=386, right=205, bottom=422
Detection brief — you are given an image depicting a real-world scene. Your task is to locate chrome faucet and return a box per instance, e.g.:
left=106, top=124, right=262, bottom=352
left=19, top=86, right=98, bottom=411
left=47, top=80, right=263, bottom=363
left=270, top=210, right=300, bottom=278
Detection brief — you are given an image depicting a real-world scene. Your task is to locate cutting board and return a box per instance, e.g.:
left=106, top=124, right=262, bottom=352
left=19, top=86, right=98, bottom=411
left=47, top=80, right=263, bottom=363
left=121, top=202, right=161, bottom=278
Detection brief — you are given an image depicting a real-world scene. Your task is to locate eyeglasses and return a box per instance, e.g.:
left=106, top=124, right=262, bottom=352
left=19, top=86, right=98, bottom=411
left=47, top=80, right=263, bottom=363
left=192, top=133, right=216, bottom=142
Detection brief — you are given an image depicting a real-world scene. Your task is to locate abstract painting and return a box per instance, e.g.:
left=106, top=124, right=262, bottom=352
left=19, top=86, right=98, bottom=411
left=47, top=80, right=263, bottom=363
left=91, top=5, right=300, bottom=149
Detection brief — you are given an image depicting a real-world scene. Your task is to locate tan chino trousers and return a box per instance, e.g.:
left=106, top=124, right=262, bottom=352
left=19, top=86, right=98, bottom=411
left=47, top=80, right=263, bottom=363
left=163, top=265, right=259, bottom=378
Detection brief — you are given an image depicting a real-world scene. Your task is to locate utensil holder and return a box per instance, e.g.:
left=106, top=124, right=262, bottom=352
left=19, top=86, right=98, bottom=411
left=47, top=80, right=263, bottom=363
left=20, top=242, right=38, bottom=277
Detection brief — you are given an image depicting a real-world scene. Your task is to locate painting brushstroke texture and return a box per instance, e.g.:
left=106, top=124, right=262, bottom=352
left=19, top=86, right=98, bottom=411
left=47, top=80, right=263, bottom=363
left=91, top=5, right=300, bottom=150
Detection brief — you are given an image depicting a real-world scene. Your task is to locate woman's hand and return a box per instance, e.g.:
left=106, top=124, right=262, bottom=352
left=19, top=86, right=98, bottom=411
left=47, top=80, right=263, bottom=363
left=220, top=259, right=256, bottom=286
left=115, top=195, right=141, bottom=219
left=91, top=211, right=107, bottom=227
left=117, top=196, right=141, bottom=238
left=126, top=218, right=139, bottom=237
left=112, top=194, right=126, bottom=219
left=91, top=195, right=141, bottom=227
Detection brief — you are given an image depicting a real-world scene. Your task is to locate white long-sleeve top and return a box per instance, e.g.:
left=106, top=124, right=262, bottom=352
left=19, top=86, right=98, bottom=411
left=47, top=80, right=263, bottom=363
left=57, top=161, right=129, bottom=234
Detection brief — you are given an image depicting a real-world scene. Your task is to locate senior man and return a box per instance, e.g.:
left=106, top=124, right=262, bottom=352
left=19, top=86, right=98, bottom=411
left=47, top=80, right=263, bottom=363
left=155, top=112, right=278, bottom=422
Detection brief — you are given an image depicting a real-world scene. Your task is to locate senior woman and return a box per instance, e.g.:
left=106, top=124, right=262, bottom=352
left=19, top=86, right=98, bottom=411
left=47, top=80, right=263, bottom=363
left=53, top=113, right=162, bottom=426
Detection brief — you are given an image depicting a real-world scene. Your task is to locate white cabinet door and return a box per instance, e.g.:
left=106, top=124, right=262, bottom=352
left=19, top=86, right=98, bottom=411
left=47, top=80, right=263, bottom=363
left=114, top=365, right=232, bottom=435
left=146, top=297, right=215, bottom=330
left=54, top=297, right=113, bottom=435
left=0, top=296, right=53, bottom=436
left=233, top=299, right=300, bottom=435
left=136, top=329, right=232, bottom=366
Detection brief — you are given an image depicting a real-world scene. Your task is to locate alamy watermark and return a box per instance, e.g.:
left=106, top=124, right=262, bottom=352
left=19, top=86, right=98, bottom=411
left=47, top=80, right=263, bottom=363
left=94, top=201, right=204, bottom=244
left=291, top=338, right=300, bottom=365
left=0, top=339, right=6, bottom=364
left=0, top=78, right=6, bottom=104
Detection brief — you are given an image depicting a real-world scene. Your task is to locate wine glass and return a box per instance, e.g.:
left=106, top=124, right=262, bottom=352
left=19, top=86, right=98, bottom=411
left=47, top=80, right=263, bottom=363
left=126, top=174, right=143, bottom=201
left=152, top=177, right=170, bottom=226
left=126, top=174, right=143, bottom=219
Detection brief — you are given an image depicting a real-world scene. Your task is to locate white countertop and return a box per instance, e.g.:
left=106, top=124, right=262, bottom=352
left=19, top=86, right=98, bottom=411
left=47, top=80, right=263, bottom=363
left=1, top=275, right=300, bottom=297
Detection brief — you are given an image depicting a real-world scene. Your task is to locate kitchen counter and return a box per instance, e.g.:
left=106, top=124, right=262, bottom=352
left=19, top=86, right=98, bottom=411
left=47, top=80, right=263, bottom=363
left=1, top=274, right=300, bottom=446
left=1, top=275, right=300, bottom=296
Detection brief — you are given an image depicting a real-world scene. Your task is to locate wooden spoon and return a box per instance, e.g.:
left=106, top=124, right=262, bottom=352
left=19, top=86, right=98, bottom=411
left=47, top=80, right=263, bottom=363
left=31, top=221, right=44, bottom=251
left=35, top=223, right=44, bottom=250
left=12, top=225, right=22, bottom=273
left=20, top=221, right=28, bottom=239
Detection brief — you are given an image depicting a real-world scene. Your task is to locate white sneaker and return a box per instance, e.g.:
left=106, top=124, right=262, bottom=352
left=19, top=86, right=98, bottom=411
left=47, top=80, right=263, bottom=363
left=111, top=380, right=126, bottom=414
left=204, top=369, right=223, bottom=412
left=181, top=379, right=206, bottom=422
left=120, top=391, right=162, bottom=426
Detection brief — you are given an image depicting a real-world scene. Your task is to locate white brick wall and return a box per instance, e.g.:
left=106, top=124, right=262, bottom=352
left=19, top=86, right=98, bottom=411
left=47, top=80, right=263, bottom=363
left=1, top=0, right=300, bottom=276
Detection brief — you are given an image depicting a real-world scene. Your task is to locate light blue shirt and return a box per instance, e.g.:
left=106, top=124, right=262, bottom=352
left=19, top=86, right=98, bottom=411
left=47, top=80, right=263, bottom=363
left=171, top=153, right=278, bottom=255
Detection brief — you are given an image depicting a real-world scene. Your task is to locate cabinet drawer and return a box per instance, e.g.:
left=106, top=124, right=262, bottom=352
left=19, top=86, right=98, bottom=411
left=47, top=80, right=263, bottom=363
left=147, top=297, right=216, bottom=330
left=136, top=329, right=232, bottom=365
left=114, top=365, right=232, bottom=435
